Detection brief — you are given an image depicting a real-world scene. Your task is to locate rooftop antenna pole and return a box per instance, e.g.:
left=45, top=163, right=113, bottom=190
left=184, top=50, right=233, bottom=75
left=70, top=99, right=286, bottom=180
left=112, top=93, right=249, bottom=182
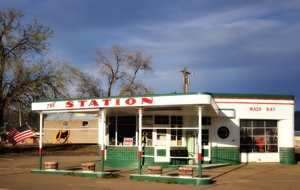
left=181, top=67, right=194, bottom=93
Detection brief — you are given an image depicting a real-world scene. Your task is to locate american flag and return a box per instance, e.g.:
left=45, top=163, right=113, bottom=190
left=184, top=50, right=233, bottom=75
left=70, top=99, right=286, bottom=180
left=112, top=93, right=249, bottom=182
left=6, top=125, right=35, bottom=146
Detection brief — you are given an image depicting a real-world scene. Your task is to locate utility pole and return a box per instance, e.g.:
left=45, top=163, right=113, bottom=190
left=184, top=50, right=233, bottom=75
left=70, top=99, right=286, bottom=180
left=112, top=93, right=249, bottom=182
left=181, top=67, right=194, bottom=93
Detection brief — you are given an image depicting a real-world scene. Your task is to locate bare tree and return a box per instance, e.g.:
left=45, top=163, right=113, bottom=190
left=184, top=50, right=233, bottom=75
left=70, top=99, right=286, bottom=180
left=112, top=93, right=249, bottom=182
left=0, top=8, right=75, bottom=127
left=67, top=66, right=106, bottom=97
left=94, top=44, right=154, bottom=96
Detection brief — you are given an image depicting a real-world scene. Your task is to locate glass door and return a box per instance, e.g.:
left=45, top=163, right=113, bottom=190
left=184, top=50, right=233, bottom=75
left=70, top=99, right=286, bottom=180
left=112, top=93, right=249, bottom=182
left=202, top=129, right=210, bottom=161
left=154, top=129, right=170, bottom=162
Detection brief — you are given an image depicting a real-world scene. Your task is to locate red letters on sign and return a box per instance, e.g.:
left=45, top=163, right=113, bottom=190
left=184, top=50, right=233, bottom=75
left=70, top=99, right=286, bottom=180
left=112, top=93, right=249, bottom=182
left=78, top=100, right=87, bottom=107
left=142, top=97, right=153, bottom=104
left=63, top=97, right=154, bottom=109
left=66, top=101, right=74, bottom=108
left=116, top=98, right=120, bottom=105
left=266, top=107, right=276, bottom=111
left=102, top=99, right=110, bottom=106
left=250, top=107, right=261, bottom=111
left=125, top=98, right=136, bottom=105
left=89, top=100, right=99, bottom=107
left=249, top=107, right=277, bottom=112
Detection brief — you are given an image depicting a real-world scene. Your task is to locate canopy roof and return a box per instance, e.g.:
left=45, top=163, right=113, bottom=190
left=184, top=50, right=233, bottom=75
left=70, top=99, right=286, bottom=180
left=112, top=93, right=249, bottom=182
left=32, top=92, right=293, bottom=117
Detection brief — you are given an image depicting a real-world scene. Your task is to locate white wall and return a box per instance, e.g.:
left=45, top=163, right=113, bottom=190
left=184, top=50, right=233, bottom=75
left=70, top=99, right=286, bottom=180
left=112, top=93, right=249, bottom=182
left=215, top=97, right=294, bottom=163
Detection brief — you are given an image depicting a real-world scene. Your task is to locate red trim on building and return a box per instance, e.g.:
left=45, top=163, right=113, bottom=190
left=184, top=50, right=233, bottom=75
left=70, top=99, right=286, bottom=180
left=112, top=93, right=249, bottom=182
left=198, top=153, right=202, bottom=161
left=138, top=151, right=143, bottom=158
left=216, top=101, right=294, bottom=105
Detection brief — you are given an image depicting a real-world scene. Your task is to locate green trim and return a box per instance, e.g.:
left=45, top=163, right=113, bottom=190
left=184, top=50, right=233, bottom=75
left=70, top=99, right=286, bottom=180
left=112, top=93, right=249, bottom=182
left=211, top=147, right=240, bottom=165
left=203, top=148, right=209, bottom=157
left=38, top=154, right=42, bottom=170
left=280, top=147, right=296, bottom=165
left=105, top=146, right=171, bottom=168
left=31, top=169, right=111, bottom=177
left=130, top=174, right=211, bottom=185
left=98, top=145, right=101, bottom=156
left=157, top=149, right=166, bottom=156
left=32, top=91, right=293, bottom=104
left=170, top=147, right=187, bottom=150
left=211, top=93, right=294, bottom=100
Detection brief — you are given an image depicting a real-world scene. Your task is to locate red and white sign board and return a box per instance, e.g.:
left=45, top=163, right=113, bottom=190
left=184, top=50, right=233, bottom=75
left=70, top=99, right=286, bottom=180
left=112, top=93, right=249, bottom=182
left=123, top=138, right=133, bottom=146
left=31, top=94, right=213, bottom=111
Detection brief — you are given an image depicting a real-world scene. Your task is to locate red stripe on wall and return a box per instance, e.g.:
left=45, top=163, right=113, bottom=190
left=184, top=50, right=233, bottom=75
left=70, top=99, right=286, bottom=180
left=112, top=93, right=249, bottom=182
left=138, top=151, right=143, bottom=158
left=198, top=153, right=202, bottom=161
left=215, top=101, right=294, bottom=105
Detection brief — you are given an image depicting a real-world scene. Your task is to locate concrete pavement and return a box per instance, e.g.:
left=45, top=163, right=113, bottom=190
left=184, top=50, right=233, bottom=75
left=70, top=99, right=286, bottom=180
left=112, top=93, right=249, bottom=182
left=0, top=155, right=300, bottom=190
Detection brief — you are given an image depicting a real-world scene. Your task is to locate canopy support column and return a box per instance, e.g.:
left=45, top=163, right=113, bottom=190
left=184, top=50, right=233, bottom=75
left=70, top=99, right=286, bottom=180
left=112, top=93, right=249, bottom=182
left=137, top=108, right=143, bottom=175
left=38, top=111, right=43, bottom=170
left=197, top=106, right=204, bottom=178
left=98, top=109, right=106, bottom=172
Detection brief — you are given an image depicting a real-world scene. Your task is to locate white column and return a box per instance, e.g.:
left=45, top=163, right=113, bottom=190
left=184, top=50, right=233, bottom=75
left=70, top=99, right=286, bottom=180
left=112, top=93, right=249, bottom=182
left=278, top=119, right=294, bottom=148
left=98, top=110, right=101, bottom=145
left=138, top=108, right=143, bottom=152
left=39, top=111, right=43, bottom=148
left=197, top=107, right=203, bottom=156
left=101, top=109, right=106, bottom=150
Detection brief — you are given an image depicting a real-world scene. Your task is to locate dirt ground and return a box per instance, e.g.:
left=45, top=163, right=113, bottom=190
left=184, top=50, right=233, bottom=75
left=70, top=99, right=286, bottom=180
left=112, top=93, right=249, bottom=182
left=1, top=143, right=300, bottom=190
left=0, top=143, right=99, bottom=156
left=1, top=143, right=300, bottom=162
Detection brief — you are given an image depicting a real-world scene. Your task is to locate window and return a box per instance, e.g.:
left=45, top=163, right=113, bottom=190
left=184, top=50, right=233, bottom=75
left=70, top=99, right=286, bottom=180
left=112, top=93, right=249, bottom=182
left=108, top=116, right=136, bottom=145
left=171, top=116, right=183, bottom=125
left=202, top=129, right=209, bottom=145
left=155, top=116, right=169, bottom=124
left=142, top=116, right=153, bottom=125
left=141, top=129, right=153, bottom=146
left=196, top=117, right=211, bottom=126
left=217, top=126, right=230, bottom=139
left=62, top=121, right=68, bottom=127
left=202, top=117, right=211, bottom=125
left=171, top=125, right=182, bottom=146
left=82, top=121, right=88, bottom=127
left=108, top=117, right=116, bottom=145
left=240, top=120, right=278, bottom=153
left=156, top=129, right=167, bottom=146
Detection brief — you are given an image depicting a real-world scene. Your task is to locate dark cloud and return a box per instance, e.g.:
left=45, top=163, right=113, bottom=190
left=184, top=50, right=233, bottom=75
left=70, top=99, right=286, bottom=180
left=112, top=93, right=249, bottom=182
left=1, top=0, right=300, bottom=109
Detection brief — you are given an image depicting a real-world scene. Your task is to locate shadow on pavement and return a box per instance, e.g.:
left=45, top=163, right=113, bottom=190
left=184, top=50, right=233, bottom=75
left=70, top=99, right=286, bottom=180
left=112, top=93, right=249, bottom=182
left=210, top=163, right=248, bottom=184
left=295, top=153, right=300, bottom=162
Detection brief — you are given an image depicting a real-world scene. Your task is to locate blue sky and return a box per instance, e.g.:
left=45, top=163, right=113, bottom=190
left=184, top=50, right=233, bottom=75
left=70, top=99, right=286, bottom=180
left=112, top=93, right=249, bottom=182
left=2, top=0, right=300, bottom=110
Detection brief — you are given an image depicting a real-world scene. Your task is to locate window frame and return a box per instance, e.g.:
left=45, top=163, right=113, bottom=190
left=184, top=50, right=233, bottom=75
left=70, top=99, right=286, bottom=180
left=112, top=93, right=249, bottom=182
left=240, top=120, right=278, bottom=153
left=82, top=121, right=89, bottom=127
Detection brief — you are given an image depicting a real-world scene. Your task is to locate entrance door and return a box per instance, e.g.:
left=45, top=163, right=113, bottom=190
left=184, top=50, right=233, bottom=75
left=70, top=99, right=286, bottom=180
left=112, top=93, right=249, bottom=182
left=186, top=131, right=195, bottom=164
left=154, top=129, right=170, bottom=162
left=202, top=129, right=210, bottom=162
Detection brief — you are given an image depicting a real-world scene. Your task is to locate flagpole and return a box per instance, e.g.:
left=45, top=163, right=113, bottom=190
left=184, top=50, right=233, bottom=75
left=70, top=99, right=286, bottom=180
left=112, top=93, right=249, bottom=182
left=38, top=112, right=43, bottom=170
